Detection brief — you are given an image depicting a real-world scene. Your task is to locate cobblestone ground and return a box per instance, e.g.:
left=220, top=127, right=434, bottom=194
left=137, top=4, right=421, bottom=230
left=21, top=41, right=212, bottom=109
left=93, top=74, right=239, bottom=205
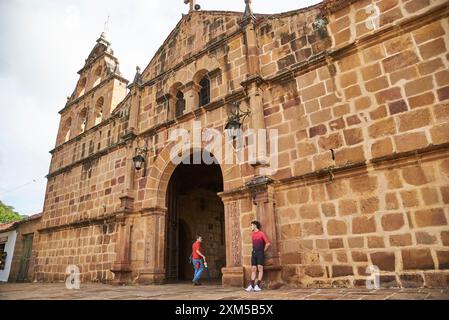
left=1, top=282, right=449, bottom=300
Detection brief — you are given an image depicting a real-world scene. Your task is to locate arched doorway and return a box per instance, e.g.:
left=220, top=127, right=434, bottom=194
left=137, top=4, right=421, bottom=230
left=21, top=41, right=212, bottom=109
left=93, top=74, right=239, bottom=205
left=165, top=152, right=226, bottom=283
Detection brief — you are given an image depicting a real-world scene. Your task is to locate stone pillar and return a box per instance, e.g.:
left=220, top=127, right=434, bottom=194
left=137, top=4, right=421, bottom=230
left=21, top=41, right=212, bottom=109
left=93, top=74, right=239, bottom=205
left=247, top=177, right=281, bottom=287
left=111, top=213, right=132, bottom=285
left=183, top=81, right=201, bottom=113
left=111, top=142, right=135, bottom=285
left=219, top=197, right=245, bottom=287
left=127, top=85, right=141, bottom=134
left=252, top=185, right=279, bottom=266
left=243, top=21, right=260, bottom=76
left=137, top=207, right=167, bottom=284
left=167, top=95, right=176, bottom=121
left=240, top=14, right=268, bottom=174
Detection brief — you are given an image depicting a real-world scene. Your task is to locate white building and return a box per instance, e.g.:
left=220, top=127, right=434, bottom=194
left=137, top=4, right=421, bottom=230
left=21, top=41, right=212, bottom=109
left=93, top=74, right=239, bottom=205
left=0, top=223, right=18, bottom=282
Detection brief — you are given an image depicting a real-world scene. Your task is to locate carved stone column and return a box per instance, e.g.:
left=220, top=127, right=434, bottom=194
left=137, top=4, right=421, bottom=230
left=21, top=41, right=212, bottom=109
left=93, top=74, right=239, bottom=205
left=111, top=212, right=132, bottom=285
left=246, top=176, right=281, bottom=287
left=136, top=207, right=167, bottom=284
left=218, top=196, right=245, bottom=287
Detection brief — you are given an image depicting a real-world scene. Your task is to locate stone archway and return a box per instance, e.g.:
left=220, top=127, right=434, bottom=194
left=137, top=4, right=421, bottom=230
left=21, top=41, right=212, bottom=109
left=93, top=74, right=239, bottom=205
left=165, top=153, right=225, bottom=283
left=138, top=144, right=247, bottom=286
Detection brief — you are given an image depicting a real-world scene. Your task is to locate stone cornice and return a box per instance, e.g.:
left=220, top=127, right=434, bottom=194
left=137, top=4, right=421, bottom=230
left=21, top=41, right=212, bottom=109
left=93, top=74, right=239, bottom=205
left=140, top=206, right=167, bottom=217
left=38, top=212, right=122, bottom=234
left=240, top=74, right=266, bottom=89
left=276, top=143, right=449, bottom=191
left=47, top=138, right=129, bottom=179
left=321, top=0, right=357, bottom=14
left=220, top=143, right=449, bottom=198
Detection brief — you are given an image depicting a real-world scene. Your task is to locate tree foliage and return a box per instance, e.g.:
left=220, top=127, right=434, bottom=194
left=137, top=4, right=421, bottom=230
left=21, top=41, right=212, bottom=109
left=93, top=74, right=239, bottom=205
left=0, top=201, right=22, bottom=224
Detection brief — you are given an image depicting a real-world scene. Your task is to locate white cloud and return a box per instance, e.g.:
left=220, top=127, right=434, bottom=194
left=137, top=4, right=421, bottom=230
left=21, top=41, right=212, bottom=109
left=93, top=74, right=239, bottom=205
left=0, top=0, right=321, bottom=215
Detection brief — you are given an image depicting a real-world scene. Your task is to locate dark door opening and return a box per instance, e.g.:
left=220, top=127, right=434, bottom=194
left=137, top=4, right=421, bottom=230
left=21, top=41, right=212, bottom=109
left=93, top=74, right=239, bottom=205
left=165, top=154, right=225, bottom=282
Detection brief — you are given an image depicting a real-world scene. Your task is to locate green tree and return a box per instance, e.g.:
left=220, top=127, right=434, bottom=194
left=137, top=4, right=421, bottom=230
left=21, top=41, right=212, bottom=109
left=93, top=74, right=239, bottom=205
left=0, top=201, right=23, bottom=223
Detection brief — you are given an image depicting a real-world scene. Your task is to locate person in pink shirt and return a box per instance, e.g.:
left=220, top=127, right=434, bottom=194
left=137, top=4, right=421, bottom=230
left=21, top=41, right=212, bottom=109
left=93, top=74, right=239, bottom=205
left=245, top=220, right=271, bottom=292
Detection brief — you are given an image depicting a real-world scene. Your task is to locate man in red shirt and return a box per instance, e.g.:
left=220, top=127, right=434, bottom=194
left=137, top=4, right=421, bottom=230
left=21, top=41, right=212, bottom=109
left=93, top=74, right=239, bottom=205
left=246, top=220, right=270, bottom=292
left=191, top=235, right=206, bottom=285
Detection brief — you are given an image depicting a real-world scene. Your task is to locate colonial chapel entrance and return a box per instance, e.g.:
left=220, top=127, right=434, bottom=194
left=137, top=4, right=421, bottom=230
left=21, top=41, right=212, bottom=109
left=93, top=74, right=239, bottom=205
left=165, top=153, right=225, bottom=282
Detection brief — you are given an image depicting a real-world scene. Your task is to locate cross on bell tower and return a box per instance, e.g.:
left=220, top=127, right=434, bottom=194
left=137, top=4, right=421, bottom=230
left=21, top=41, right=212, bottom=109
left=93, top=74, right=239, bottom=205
left=184, top=0, right=196, bottom=12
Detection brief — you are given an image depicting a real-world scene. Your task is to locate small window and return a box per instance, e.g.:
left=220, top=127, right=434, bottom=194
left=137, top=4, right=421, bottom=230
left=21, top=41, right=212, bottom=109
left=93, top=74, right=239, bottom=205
left=79, top=108, right=88, bottom=134
left=95, top=97, right=104, bottom=125
left=0, top=243, right=6, bottom=271
left=63, top=117, right=72, bottom=143
left=199, top=76, right=210, bottom=107
left=175, top=91, right=185, bottom=117
left=93, top=66, right=102, bottom=87
left=78, top=77, right=87, bottom=97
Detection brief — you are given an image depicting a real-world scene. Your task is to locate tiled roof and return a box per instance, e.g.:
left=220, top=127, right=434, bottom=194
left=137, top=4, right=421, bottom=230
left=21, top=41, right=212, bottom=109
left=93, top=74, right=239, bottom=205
left=0, top=213, right=42, bottom=233
left=0, top=222, right=17, bottom=233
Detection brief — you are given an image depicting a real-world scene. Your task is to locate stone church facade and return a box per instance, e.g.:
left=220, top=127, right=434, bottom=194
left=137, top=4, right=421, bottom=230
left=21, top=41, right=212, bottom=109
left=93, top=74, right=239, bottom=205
left=35, top=0, right=449, bottom=288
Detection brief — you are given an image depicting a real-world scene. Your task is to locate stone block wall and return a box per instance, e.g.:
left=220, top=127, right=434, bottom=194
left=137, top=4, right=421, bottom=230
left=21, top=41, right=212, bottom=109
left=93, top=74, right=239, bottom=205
left=272, top=154, right=449, bottom=287
left=35, top=223, right=118, bottom=282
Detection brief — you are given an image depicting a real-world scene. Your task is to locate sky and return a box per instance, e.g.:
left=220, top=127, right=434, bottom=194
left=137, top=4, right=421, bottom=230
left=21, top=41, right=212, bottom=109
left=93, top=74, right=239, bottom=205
left=0, top=0, right=321, bottom=216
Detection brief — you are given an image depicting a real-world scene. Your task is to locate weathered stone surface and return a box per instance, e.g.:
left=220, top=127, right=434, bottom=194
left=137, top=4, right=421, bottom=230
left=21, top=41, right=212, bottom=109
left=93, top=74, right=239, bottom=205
left=351, top=251, right=368, bottom=262
left=352, top=216, right=376, bottom=234
left=332, top=265, right=354, bottom=277
left=281, top=223, right=301, bottom=240
left=381, top=214, right=405, bottom=231
left=305, top=265, right=325, bottom=278
left=402, top=249, right=435, bottom=270
left=414, top=209, right=447, bottom=228
left=371, top=252, right=396, bottom=271
left=415, top=231, right=437, bottom=245
left=437, top=251, right=449, bottom=270
left=400, top=274, right=424, bottom=288
left=389, top=234, right=412, bottom=247
left=338, top=199, right=358, bottom=216
left=327, top=219, right=348, bottom=235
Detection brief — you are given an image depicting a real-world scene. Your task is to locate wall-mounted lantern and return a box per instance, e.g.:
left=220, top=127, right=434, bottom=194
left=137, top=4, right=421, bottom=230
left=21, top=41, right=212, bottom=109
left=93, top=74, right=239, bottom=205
left=132, top=146, right=148, bottom=176
left=224, top=102, right=251, bottom=139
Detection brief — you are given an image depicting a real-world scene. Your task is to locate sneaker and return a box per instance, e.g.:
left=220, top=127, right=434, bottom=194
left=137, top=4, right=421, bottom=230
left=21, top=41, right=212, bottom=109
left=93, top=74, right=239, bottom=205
left=254, top=284, right=262, bottom=292
left=245, top=285, right=254, bottom=292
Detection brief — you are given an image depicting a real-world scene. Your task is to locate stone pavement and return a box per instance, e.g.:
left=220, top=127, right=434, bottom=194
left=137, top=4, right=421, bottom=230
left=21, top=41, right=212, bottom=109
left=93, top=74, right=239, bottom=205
left=1, top=282, right=449, bottom=300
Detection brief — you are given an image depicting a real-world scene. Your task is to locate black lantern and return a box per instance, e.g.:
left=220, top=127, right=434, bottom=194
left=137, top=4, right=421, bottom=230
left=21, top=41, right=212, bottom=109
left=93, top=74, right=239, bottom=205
left=132, top=146, right=148, bottom=176
left=225, top=102, right=250, bottom=139
left=132, top=154, right=145, bottom=170
left=225, top=119, right=242, bottom=138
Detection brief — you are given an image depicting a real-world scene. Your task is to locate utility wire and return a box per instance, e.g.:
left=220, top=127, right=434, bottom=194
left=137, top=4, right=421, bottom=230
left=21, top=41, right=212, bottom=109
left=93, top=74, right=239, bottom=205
left=0, top=176, right=46, bottom=196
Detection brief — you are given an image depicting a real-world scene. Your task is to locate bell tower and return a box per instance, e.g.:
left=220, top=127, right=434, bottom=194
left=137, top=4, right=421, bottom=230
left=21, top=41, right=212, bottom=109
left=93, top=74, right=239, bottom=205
left=55, top=32, right=129, bottom=147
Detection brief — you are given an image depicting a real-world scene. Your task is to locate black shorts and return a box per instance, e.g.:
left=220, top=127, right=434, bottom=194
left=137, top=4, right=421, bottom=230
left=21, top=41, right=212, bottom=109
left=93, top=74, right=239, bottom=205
left=251, top=250, right=265, bottom=266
